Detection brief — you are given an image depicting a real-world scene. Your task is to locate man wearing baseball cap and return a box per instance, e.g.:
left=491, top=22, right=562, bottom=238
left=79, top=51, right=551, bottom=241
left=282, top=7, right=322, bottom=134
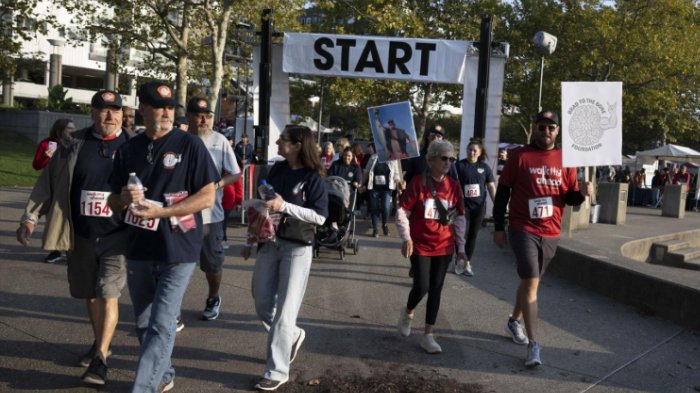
left=17, top=90, right=130, bottom=385
left=493, top=109, right=593, bottom=368
left=184, top=97, right=240, bottom=321
left=108, top=82, right=219, bottom=392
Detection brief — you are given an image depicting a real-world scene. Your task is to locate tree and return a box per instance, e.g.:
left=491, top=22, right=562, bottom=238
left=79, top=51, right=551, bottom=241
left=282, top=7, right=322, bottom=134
left=0, top=0, right=55, bottom=82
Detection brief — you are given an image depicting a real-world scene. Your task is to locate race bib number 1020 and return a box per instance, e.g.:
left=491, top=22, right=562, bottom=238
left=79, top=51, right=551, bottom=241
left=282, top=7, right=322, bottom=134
left=125, top=199, right=163, bottom=231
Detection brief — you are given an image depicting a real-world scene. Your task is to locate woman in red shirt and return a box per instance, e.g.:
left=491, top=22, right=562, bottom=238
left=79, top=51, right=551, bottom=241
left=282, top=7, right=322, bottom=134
left=33, top=118, right=76, bottom=170
left=395, top=140, right=466, bottom=353
left=319, top=141, right=334, bottom=170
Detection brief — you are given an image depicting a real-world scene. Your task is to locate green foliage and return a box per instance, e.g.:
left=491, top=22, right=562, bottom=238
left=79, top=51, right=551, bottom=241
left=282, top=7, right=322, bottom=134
left=0, top=131, right=40, bottom=187
left=47, top=85, right=74, bottom=112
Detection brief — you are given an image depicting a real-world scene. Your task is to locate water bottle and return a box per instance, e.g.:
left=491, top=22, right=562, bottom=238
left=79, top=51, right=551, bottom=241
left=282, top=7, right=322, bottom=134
left=127, top=172, right=144, bottom=208
left=258, top=179, right=276, bottom=201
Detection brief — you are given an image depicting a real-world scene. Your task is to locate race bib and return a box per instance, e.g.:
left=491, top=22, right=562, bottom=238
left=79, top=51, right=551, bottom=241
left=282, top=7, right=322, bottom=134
left=528, top=197, right=553, bottom=219
left=423, top=198, right=449, bottom=220
left=125, top=199, right=163, bottom=231
left=80, top=190, right=112, bottom=217
left=374, top=175, right=386, bottom=186
left=464, top=184, right=480, bottom=198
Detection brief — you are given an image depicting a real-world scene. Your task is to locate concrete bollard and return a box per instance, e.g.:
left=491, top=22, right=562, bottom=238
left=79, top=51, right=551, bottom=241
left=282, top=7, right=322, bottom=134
left=662, top=184, right=686, bottom=219
left=598, top=182, right=627, bottom=225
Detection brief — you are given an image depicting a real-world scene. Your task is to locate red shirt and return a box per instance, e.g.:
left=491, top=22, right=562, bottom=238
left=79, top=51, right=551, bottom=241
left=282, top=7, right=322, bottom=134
left=400, top=174, right=465, bottom=256
left=498, top=145, right=579, bottom=238
left=672, top=172, right=691, bottom=191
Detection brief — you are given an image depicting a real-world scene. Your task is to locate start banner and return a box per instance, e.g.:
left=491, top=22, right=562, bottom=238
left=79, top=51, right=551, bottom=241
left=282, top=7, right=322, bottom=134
left=283, top=32, right=469, bottom=84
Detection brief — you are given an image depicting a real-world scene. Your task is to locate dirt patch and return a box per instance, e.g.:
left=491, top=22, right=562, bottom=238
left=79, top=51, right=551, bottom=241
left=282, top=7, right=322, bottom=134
left=279, top=370, right=484, bottom=393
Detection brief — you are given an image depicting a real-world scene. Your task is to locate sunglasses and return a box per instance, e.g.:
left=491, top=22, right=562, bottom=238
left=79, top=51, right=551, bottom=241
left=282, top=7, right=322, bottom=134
left=146, top=142, right=154, bottom=165
left=439, top=156, right=456, bottom=163
left=537, top=124, right=558, bottom=132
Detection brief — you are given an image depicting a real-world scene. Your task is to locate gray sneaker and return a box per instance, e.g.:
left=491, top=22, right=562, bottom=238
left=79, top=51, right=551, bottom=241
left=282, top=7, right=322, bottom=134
left=290, top=328, right=306, bottom=363
left=505, top=317, right=529, bottom=345
left=202, top=296, right=221, bottom=320
left=397, top=308, right=413, bottom=337
left=525, top=340, right=542, bottom=367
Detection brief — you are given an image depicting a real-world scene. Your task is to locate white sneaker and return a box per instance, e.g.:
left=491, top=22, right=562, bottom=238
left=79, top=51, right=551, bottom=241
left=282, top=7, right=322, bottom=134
left=464, top=261, right=474, bottom=276
left=397, top=308, right=413, bottom=337
left=420, top=334, right=442, bottom=354
left=505, top=317, right=529, bottom=345
left=525, top=340, right=542, bottom=367
left=221, top=241, right=230, bottom=250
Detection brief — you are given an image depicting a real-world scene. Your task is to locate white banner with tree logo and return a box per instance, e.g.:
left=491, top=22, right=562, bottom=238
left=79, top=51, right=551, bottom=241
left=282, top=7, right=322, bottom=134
left=561, top=82, right=622, bottom=167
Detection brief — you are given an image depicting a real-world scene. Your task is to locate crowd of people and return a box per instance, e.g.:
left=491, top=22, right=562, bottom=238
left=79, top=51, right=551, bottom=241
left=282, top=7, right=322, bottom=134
left=599, top=163, right=697, bottom=208
left=17, top=91, right=594, bottom=391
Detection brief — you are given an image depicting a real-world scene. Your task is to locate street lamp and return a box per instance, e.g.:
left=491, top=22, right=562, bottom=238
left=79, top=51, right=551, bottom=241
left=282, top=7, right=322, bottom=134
left=308, top=79, right=324, bottom=143
left=533, top=31, right=557, bottom=112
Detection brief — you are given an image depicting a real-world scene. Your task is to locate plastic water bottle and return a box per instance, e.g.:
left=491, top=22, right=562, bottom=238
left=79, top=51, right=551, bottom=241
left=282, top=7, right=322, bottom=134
left=127, top=172, right=144, bottom=208
left=258, top=179, right=276, bottom=201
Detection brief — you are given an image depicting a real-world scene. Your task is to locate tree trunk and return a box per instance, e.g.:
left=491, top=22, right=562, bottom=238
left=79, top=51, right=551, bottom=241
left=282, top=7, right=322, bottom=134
left=175, top=54, right=189, bottom=114
left=415, top=83, right=432, bottom=142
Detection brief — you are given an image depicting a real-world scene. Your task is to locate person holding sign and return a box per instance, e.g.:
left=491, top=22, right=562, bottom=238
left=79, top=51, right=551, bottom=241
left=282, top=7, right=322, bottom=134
left=108, top=82, right=218, bottom=393
left=395, top=140, right=466, bottom=354
left=454, top=138, right=496, bottom=276
left=493, top=110, right=593, bottom=368
left=16, top=90, right=130, bottom=386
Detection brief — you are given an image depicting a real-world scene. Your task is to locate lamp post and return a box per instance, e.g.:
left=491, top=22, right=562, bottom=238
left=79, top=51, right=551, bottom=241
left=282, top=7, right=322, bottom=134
left=532, top=31, right=557, bottom=112
left=308, top=79, right=324, bottom=144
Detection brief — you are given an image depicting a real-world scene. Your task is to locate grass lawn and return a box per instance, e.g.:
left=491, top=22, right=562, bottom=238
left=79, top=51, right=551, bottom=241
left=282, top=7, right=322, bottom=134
left=0, top=131, right=40, bottom=187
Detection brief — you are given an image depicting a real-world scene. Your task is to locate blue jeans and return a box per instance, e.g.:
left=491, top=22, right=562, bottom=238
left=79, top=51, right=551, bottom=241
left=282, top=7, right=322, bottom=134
left=369, top=189, right=392, bottom=230
left=252, top=240, right=312, bottom=382
left=127, top=259, right=196, bottom=393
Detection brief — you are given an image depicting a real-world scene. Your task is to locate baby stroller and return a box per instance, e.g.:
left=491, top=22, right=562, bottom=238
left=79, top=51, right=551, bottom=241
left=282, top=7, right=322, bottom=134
left=314, top=176, right=359, bottom=260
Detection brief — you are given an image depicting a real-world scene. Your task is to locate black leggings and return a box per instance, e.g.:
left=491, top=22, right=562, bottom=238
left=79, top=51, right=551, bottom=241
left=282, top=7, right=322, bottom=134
left=407, top=254, right=451, bottom=325
left=464, top=206, right=485, bottom=260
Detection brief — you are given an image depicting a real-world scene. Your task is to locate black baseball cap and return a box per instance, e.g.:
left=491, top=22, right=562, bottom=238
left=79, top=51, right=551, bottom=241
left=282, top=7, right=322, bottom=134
left=429, top=126, right=444, bottom=137
left=535, top=110, right=559, bottom=125
left=186, top=97, right=213, bottom=114
left=91, top=90, right=122, bottom=109
left=138, top=82, right=180, bottom=108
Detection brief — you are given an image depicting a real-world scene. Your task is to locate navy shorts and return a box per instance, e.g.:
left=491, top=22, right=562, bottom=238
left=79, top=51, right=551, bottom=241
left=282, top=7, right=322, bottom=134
left=508, top=228, right=559, bottom=279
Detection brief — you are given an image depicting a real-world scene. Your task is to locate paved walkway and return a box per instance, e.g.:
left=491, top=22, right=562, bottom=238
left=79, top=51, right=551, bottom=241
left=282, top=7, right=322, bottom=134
left=0, top=187, right=698, bottom=392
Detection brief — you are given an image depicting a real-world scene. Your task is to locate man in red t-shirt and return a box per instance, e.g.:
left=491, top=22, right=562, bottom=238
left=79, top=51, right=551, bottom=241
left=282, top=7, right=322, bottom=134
left=492, top=110, right=593, bottom=368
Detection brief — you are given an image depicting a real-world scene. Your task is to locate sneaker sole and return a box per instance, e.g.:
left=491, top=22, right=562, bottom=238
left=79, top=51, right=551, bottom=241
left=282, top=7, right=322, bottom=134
left=290, top=329, right=306, bottom=363
left=202, top=312, right=219, bottom=321
left=176, top=324, right=184, bottom=332
left=82, top=374, right=106, bottom=385
left=160, top=379, right=175, bottom=392
left=525, top=360, right=542, bottom=367
left=254, top=379, right=288, bottom=391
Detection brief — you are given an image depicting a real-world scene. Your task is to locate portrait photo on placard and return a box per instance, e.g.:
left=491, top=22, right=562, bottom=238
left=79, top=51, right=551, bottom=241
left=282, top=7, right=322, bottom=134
left=367, top=102, right=419, bottom=163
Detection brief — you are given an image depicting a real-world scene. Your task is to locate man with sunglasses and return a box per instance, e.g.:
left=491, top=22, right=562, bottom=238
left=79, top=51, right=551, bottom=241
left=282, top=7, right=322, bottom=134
left=108, top=82, right=218, bottom=393
left=493, top=110, right=593, bottom=368
left=16, top=90, right=131, bottom=386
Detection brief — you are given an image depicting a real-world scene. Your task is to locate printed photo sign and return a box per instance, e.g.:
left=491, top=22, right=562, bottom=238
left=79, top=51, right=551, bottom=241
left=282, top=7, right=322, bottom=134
left=367, top=102, right=419, bottom=163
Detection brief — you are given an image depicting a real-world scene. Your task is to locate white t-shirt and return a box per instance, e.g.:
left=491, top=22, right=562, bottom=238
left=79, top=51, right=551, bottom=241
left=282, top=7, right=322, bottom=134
left=199, top=131, right=240, bottom=224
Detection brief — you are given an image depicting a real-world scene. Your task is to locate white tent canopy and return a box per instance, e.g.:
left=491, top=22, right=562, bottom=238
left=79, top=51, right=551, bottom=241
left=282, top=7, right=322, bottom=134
left=635, top=144, right=700, bottom=165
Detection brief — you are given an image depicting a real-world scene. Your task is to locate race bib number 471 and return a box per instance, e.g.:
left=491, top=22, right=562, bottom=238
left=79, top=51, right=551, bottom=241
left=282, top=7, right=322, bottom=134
left=80, top=190, right=112, bottom=217
left=125, top=199, right=163, bottom=231
left=528, top=197, right=553, bottom=219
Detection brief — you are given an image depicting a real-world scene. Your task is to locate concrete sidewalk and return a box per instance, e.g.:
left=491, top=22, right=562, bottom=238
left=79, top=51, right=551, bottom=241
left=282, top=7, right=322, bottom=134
left=0, top=187, right=698, bottom=392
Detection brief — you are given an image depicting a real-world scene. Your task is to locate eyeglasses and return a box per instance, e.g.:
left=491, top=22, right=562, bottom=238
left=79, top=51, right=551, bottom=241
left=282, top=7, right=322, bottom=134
left=439, top=156, right=456, bottom=163
left=537, top=124, right=558, bottom=132
left=98, top=140, right=111, bottom=158
left=146, top=142, right=154, bottom=164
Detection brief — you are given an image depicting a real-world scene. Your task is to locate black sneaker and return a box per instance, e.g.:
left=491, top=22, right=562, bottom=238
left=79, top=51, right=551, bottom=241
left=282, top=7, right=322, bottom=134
left=44, top=251, right=63, bottom=263
left=383, top=225, right=390, bottom=236
left=254, top=377, right=288, bottom=391
left=372, top=230, right=379, bottom=238
left=82, top=357, right=107, bottom=385
left=202, top=296, right=221, bottom=320
left=79, top=342, right=112, bottom=367
left=176, top=316, right=185, bottom=332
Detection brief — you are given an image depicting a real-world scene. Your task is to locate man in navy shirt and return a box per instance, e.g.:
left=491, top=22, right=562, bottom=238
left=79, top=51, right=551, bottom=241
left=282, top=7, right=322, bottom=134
left=108, top=82, right=218, bottom=393
left=17, top=90, right=129, bottom=386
